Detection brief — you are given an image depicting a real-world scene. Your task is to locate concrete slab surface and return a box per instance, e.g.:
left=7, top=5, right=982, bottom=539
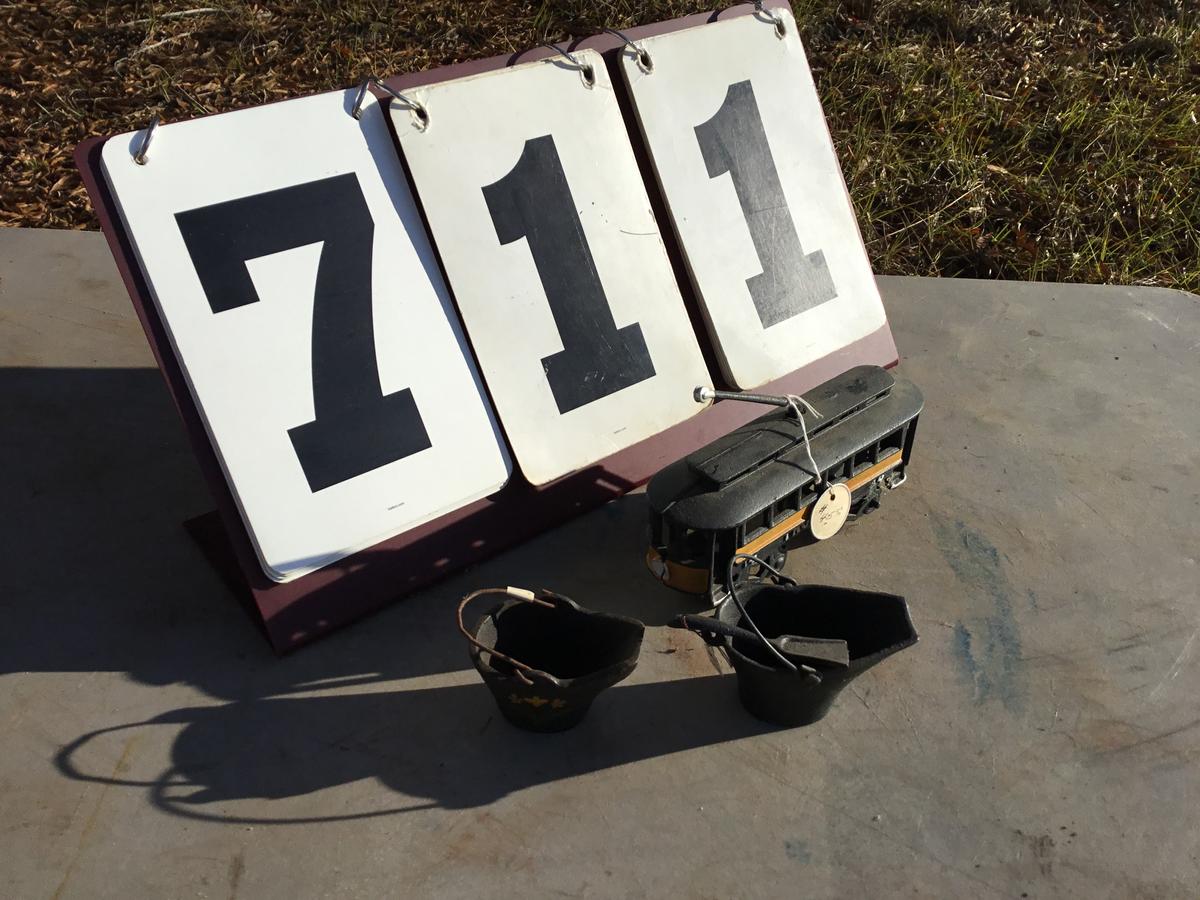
left=2, top=227, right=1198, bottom=899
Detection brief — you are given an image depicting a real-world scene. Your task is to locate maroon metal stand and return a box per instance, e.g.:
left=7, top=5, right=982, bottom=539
left=74, top=0, right=896, bottom=652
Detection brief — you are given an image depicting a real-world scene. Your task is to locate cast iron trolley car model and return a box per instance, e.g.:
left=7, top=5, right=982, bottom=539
left=645, top=365, right=923, bottom=599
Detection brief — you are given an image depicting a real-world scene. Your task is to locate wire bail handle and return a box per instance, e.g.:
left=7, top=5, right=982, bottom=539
left=754, top=1, right=787, bottom=38
left=723, top=553, right=820, bottom=680
left=351, top=75, right=429, bottom=131
left=539, top=41, right=596, bottom=88
left=457, top=587, right=563, bottom=687
left=601, top=27, right=653, bottom=73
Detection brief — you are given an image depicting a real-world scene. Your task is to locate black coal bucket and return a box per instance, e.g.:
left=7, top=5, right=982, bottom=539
left=679, top=581, right=918, bottom=727
left=458, top=588, right=645, bottom=732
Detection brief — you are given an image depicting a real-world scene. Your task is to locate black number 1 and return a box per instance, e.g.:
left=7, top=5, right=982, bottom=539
left=483, top=135, right=656, bottom=415
left=175, top=173, right=431, bottom=493
left=695, top=80, right=837, bottom=328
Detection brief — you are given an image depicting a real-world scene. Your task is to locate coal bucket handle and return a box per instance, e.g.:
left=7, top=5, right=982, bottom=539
left=457, top=588, right=566, bottom=688
left=727, top=553, right=801, bottom=674
left=670, top=614, right=823, bottom=682
left=670, top=614, right=739, bottom=648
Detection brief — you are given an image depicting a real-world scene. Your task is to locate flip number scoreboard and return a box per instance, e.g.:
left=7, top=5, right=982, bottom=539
left=81, top=2, right=896, bottom=648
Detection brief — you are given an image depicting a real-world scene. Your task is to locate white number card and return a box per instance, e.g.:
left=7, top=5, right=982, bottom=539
left=101, top=89, right=511, bottom=582
left=619, top=8, right=890, bottom=389
left=393, top=51, right=712, bottom=486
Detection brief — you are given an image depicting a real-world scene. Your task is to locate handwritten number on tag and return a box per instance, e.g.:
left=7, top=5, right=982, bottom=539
left=175, top=173, right=431, bottom=493
left=483, top=134, right=656, bottom=414
left=695, top=80, right=837, bottom=328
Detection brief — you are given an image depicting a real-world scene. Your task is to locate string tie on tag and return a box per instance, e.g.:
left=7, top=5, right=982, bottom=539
left=786, top=394, right=825, bottom=491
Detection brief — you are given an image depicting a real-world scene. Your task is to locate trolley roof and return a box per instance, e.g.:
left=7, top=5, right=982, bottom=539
left=647, top=366, right=923, bottom=531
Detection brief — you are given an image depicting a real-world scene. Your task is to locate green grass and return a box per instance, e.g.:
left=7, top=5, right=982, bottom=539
left=812, top=0, right=1200, bottom=285
left=2, top=0, right=1197, bottom=289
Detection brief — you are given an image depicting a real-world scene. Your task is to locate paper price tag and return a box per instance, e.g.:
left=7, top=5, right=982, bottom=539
left=810, top=483, right=852, bottom=540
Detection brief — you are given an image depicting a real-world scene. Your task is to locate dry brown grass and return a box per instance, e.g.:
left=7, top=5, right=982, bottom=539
left=2, top=1, right=1198, bottom=289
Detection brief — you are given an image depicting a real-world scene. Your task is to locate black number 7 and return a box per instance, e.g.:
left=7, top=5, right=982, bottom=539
left=175, top=173, right=431, bottom=493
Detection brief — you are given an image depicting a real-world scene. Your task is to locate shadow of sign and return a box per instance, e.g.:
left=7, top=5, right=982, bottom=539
left=0, top=367, right=691, bottom=685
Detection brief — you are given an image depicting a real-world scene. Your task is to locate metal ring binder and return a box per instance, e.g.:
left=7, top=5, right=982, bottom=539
left=132, top=117, right=158, bottom=165
left=351, top=76, right=429, bottom=130
left=754, top=1, right=786, bottom=38
left=538, top=42, right=596, bottom=88
left=601, top=27, right=653, bottom=73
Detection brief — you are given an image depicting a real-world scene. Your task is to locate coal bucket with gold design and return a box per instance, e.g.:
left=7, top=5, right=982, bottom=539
left=458, top=588, right=645, bottom=732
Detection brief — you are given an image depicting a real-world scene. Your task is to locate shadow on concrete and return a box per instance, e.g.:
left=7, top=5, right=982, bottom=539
left=3, top=366, right=279, bottom=692
left=6, top=367, right=751, bottom=824
left=1, top=367, right=696, bottom=691
left=54, top=674, right=767, bottom=824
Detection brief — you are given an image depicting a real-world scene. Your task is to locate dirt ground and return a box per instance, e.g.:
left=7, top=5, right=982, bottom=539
left=2, top=0, right=1197, bottom=288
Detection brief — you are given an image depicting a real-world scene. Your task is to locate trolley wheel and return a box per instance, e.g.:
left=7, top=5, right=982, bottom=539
left=848, top=480, right=882, bottom=521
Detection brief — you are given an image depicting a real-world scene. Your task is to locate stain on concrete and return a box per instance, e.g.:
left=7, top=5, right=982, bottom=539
left=50, top=735, right=140, bottom=900
left=953, top=623, right=982, bottom=684
left=1073, top=387, right=1106, bottom=419
left=663, top=626, right=727, bottom=677
left=784, top=840, right=811, bottom=863
left=1031, top=832, right=1056, bottom=875
left=1015, top=828, right=1057, bottom=876
left=227, top=850, right=245, bottom=900
left=78, top=277, right=111, bottom=295
left=935, top=518, right=1025, bottom=711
